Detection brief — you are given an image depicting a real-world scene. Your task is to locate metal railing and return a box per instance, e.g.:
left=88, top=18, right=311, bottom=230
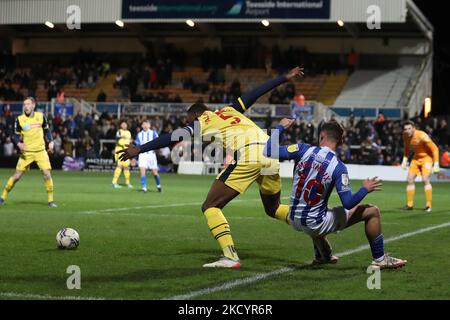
left=1, top=99, right=407, bottom=123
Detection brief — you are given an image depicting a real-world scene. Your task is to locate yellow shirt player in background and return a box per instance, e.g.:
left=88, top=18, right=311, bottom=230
left=402, top=120, right=440, bottom=212
left=0, top=97, right=57, bottom=207
left=112, top=120, right=133, bottom=188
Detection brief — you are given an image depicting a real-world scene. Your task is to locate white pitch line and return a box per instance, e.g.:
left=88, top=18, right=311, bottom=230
left=0, top=291, right=105, bottom=300
left=4, top=222, right=447, bottom=301
left=80, top=202, right=202, bottom=214
left=79, top=196, right=293, bottom=215
left=97, top=212, right=272, bottom=220
left=165, top=221, right=450, bottom=300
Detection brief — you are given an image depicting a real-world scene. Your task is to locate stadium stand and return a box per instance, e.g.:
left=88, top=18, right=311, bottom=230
left=333, top=66, right=419, bottom=108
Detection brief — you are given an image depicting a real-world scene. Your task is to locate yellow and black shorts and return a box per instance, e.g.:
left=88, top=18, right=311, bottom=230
left=217, top=143, right=281, bottom=195
left=16, top=150, right=52, bottom=171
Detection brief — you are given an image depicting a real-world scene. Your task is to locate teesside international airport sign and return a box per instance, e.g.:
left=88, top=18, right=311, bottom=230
left=121, top=0, right=331, bottom=20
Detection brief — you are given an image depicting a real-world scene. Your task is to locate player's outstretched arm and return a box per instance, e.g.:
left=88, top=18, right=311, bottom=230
left=118, top=123, right=196, bottom=161
left=264, top=118, right=309, bottom=160
left=335, top=169, right=382, bottom=209
left=117, top=133, right=172, bottom=161
left=232, top=66, right=304, bottom=113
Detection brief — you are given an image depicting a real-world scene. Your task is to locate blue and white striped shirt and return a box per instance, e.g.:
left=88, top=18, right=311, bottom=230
left=264, top=125, right=369, bottom=229
left=135, top=129, right=158, bottom=154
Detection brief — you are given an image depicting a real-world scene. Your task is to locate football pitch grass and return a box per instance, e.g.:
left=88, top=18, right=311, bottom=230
left=0, top=169, right=449, bottom=300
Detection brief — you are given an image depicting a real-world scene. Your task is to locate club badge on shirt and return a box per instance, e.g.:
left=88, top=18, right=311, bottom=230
left=287, top=144, right=299, bottom=153
left=342, top=174, right=349, bottom=186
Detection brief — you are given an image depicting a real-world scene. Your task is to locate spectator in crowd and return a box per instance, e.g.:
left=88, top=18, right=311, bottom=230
left=2, top=137, right=14, bottom=156
left=1, top=46, right=449, bottom=169
left=47, top=85, right=57, bottom=101
left=53, top=132, right=62, bottom=155
left=436, top=119, right=448, bottom=147
left=377, top=152, right=385, bottom=165
left=56, top=89, right=65, bottom=103
left=101, top=146, right=112, bottom=159
left=101, top=61, right=110, bottom=78
left=62, top=137, right=74, bottom=156
left=114, top=74, right=123, bottom=88
left=441, top=145, right=450, bottom=168
left=85, top=143, right=97, bottom=158
left=97, top=89, right=107, bottom=102
left=347, top=48, right=358, bottom=75
left=291, top=94, right=310, bottom=121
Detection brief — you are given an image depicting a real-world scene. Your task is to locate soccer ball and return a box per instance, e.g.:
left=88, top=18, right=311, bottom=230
left=56, top=228, right=80, bottom=249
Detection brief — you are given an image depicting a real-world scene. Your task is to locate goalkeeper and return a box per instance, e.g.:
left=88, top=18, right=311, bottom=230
left=401, top=120, right=440, bottom=212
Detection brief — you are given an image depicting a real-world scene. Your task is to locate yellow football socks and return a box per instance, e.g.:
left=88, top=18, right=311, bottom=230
left=44, top=178, right=54, bottom=202
left=406, top=184, right=415, bottom=207
left=112, top=167, right=122, bottom=184
left=124, top=169, right=130, bottom=185
left=425, top=184, right=432, bottom=208
left=274, top=204, right=290, bottom=225
left=204, top=207, right=239, bottom=261
left=1, top=177, right=15, bottom=200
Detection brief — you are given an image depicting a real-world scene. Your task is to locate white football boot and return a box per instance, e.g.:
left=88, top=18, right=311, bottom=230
left=371, top=253, right=407, bottom=270
left=203, top=256, right=241, bottom=269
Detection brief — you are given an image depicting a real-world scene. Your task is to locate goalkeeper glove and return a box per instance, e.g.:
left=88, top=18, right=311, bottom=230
left=401, top=157, right=408, bottom=170
left=433, top=162, right=440, bottom=173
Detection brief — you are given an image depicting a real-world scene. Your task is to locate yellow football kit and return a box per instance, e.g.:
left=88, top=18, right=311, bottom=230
left=114, top=129, right=132, bottom=167
left=133, top=73, right=292, bottom=263
left=15, top=111, right=52, bottom=171
left=112, top=128, right=132, bottom=186
left=197, top=106, right=280, bottom=195
left=1, top=111, right=54, bottom=204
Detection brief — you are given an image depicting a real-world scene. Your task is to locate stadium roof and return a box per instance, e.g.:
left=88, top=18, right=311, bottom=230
left=0, top=0, right=432, bottom=49
left=0, top=17, right=426, bottom=40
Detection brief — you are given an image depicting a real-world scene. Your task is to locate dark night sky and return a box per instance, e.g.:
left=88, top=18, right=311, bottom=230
left=413, top=0, right=450, bottom=115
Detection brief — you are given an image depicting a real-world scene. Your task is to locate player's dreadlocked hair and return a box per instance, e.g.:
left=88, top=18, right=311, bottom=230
left=187, top=103, right=208, bottom=115
left=319, top=120, right=344, bottom=144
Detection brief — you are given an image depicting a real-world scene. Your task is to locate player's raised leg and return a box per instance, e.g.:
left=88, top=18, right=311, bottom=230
left=259, top=192, right=290, bottom=224
left=0, top=170, right=24, bottom=205
left=201, top=179, right=241, bottom=268
left=257, top=171, right=290, bottom=224
left=346, top=204, right=407, bottom=269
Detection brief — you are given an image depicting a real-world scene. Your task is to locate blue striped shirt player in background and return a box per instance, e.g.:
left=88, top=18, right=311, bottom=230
left=264, top=118, right=407, bottom=269
left=135, top=120, right=162, bottom=192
